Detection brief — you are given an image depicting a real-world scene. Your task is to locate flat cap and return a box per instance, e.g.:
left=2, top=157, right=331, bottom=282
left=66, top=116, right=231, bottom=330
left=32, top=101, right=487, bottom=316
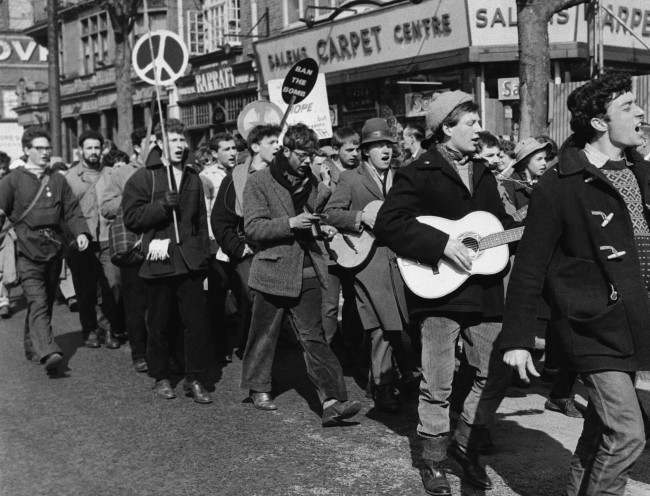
left=425, top=90, right=474, bottom=137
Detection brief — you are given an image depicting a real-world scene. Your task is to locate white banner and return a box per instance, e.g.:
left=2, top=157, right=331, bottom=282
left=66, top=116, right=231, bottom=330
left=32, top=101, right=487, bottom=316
left=268, top=73, right=333, bottom=139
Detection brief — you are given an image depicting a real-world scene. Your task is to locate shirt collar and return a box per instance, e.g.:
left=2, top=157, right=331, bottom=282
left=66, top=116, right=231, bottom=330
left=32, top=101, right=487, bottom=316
left=583, top=143, right=619, bottom=169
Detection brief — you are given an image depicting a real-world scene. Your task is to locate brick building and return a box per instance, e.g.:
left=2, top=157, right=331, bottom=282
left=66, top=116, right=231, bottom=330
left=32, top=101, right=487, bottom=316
left=0, top=0, right=48, bottom=159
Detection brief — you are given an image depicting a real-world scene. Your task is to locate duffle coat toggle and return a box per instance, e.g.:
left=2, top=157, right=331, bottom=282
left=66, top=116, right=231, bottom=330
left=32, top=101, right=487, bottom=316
left=591, top=210, right=614, bottom=227
left=609, top=283, right=619, bottom=301
left=600, top=245, right=627, bottom=260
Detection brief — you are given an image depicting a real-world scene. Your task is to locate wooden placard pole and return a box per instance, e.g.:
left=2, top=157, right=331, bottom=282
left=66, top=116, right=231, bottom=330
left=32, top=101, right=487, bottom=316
left=143, top=0, right=180, bottom=244
left=279, top=94, right=297, bottom=133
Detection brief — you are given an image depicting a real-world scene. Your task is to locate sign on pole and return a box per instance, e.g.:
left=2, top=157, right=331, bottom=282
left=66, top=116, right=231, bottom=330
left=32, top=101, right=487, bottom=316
left=268, top=73, right=333, bottom=139
left=278, top=58, right=320, bottom=130
left=132, top=30, right=189, bottom=86
left=237, top=101, right=284, bottom=140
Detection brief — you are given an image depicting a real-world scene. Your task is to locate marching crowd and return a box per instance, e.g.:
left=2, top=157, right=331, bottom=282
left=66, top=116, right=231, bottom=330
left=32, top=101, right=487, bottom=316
left=1, top=72, right=649, bottom=496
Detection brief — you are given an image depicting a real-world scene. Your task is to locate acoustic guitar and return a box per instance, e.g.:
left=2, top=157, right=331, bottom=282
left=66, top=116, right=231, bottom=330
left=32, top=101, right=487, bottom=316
left=327, top=200, right=383, bottom=269
left=397, top=211, right=524, bottom=299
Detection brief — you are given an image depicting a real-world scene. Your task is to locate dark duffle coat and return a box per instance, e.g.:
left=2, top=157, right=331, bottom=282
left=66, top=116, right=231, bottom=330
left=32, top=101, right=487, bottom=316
left=122, top=156, right=210, bottom=280
left=324, top=164, right=408, bottom=331
left=500, top=141, right=650, bottom=373
left=374, top=147, right=517, bottom=318
left=243, top=166, right=331, bottom=299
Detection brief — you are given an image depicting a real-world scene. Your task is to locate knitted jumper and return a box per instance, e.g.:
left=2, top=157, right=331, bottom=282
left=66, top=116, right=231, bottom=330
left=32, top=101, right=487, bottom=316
left=601, top=160, right=650, bottom=289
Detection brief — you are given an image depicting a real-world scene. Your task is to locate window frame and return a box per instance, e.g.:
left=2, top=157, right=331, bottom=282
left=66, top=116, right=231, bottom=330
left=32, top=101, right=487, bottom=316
left=79, top=11, right=110, bottom=75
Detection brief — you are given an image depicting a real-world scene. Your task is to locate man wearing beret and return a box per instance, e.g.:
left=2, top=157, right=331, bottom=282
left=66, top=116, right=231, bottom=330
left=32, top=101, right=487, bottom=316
left=375, top=91, right=516, bottom=494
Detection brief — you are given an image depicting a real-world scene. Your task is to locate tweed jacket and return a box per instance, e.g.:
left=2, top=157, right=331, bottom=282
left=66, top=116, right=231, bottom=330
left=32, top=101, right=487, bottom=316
left=66, top=163, right=112, bottom=242
left=243, top=165, right=330, bottom=298
left=501, top=140, right=650, bottom=372
left=324, top=164, right=408, bottom=331
left=374, top=147, right=516, bottom=318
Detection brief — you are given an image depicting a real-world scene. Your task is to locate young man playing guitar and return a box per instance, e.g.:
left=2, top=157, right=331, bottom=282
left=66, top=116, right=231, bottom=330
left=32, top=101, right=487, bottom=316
left=501, top=73, right=649, bottom=496
left=375, top=92, right=516, bottom=495
left=324, top=118, right=410, bottom=413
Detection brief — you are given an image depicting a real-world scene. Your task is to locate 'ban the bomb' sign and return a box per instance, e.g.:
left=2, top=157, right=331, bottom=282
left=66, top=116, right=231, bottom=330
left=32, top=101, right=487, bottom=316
left=281, top=58, right=319, bottom=104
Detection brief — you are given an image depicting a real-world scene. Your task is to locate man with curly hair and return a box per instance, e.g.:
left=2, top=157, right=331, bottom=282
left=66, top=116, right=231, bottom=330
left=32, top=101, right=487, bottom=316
left=501, top=72, right=649, bottom=495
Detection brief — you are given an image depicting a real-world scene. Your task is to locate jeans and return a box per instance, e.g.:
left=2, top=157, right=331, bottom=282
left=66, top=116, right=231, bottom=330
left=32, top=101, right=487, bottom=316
left=121, top=265, right=147, bottom=361
left=418, top=315, right=511, bottom=450
left=16, top=255, right=62, bottom=361
left=241, top=275, right=348, bottom=403
left=566, top=371, right=645, bottom=496
left=322, top=264, right=361, bottom=346
left=145, top=272, right=210, bottom=382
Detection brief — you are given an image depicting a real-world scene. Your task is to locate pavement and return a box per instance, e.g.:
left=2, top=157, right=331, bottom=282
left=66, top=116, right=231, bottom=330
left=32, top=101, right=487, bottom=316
left=1, top=301, right=650, bottom=496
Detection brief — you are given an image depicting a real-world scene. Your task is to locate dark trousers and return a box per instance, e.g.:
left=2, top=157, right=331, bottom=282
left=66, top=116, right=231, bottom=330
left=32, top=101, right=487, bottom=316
left=67, top=243, right=121, bottom=335
left=566, top=371, right=646, bottom=496
left=16, top=255, right=62, bottom=361
left=241, top=275, right=348, bottom=403
left=145, top=272, right=210, bottom=382
left=121, top=265, right=147, bottom=361
left=322, top=264, right=362, bottom=348
left=207, top=258, right=227, bottom=360
left=232, top=257, right=252, bottom=352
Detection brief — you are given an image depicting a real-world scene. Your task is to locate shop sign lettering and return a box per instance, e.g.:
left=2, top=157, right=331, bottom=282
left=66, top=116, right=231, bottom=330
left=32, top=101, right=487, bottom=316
left=316, top=26, right=382, bottom=64
left=194, top=66, right=236, bottom=94
left=394, top=14, right=452, bottom=43
left=0, top=37, right=48, bottom=63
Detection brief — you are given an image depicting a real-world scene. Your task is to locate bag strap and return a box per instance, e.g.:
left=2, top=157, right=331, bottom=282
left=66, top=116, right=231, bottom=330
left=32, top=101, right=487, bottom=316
left=0, top=173, right=50, bottom=238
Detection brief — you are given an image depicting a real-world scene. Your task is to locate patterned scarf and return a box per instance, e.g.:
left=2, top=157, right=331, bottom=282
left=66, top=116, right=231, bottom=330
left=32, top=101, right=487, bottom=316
left=437, top=143, right=473, bottom=193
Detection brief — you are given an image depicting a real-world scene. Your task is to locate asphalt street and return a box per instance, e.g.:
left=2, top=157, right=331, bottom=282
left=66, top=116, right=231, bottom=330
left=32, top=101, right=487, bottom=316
left=1, top=301, right=650, bottom=496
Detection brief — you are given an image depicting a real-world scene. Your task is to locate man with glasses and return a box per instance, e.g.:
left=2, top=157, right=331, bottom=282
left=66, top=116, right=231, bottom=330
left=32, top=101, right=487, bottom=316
left=0, top=128, right=89, bottom=376
left=241, top=123, right=361, bottom=426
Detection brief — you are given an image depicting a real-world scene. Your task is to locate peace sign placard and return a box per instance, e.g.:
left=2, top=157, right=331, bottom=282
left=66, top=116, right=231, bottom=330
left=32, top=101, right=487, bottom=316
left=132, top=30, right=189, bottom=86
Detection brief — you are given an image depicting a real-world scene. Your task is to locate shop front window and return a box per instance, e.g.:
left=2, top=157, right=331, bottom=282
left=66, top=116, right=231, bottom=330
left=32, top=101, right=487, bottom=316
left=204, top=0, right=241, bottom=51
left=284, top=0, right=368, bottom=27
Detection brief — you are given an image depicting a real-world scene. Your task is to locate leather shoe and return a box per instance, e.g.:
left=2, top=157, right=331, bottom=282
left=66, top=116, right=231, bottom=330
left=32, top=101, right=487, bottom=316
left=153, top=379, right=176, bottom=399
left=133, top=358, right=148, bottom=373
left=104, top=332, right=121, bottom=349
left=545, top=397, right=583, bottom=418
left=448, top=442, right=492, bottom=490
left=183, top=380, right=212, bottom=404
left=251, top=391, right=277, bottom=411
left=420, top=464, right=451, bottom=496
left=43, top=352, right=63, bottom=374
left=322, top=400, right=362, bottom=427
left=374, top=384, right=401, bottom=413
left=0, top=305, right=10, bottom=319
left=84, top=331, right=100, bottom=348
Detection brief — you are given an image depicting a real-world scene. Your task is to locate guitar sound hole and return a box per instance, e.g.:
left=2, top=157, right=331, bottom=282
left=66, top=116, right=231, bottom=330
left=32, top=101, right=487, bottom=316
left=461, top=236, right=479, bottom=253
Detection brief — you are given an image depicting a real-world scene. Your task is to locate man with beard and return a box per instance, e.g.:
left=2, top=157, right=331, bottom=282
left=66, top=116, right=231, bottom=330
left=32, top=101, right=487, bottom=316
left=100, top=127, right=151, bottom=373
left=241, top=123, right=361, bottom=426
left=501, top=73, right=649, bottom=496
left=66, top=130, right=123, bottom=349
left=0, top=128, right=89, bottom=375
left=375, top=91, right=516, bottom=494
left=122, top=118, right=212, bottom=403
left=211, top=125, right=281, bottom=361
left=324, top=118, right=410, bottom=413
left=202, top=132, right=237, bottom=363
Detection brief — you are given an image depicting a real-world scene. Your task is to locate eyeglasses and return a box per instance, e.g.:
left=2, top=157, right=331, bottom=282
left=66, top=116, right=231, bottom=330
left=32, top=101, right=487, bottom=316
left=291, top=149, right=314, bottom=161
left=32, top=146, right=52, bottom=152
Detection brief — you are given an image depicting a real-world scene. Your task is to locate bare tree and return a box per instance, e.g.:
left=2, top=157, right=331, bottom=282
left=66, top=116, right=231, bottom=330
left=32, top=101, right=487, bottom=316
left=99, top=0, right=141, bottom=154
left=516, top=0, right=588, bottom=138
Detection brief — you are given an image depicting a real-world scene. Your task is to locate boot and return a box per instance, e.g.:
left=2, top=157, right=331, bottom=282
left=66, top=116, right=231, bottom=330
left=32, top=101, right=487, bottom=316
left=420, top=436, right=451, bottom=496
left=451, top=420, right=493, bottom=489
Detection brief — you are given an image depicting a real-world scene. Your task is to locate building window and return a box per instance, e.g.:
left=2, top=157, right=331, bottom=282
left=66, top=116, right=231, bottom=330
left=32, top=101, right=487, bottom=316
left=80, top=12, right=110, bottom=74
left=187, top=10, right=205, bottom=55
left=204, top=0, right=240, bottom=51
left=284, top=0, right=370, bottom=26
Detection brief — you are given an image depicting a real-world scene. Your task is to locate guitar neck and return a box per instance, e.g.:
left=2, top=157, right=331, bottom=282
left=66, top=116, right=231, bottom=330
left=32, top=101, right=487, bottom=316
left=478, top=226, right=525, bottom=250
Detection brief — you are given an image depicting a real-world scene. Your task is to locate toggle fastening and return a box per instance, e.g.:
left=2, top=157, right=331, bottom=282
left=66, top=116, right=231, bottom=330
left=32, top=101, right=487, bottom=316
left=600, top=245, right=626, bottom=260
left=584, top=177, right=595, bottom=183
left=591, top=210, right=614, bottom=227
left=609, top=284, right=619, bottom=301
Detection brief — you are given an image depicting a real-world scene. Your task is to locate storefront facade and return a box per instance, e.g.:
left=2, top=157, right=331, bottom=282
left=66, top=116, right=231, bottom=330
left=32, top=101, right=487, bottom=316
left=176, top=48, right=259, bottom=148
left=254, top=0, right=650, bottom=139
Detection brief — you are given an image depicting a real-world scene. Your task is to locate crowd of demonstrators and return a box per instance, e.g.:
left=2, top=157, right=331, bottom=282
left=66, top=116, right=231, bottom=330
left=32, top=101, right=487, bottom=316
left=2, top=70, right=650, bottom=495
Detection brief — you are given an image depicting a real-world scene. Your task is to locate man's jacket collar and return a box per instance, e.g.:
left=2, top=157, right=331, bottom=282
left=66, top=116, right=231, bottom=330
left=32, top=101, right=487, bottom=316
left=557, top=135, right=649, bottom=176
